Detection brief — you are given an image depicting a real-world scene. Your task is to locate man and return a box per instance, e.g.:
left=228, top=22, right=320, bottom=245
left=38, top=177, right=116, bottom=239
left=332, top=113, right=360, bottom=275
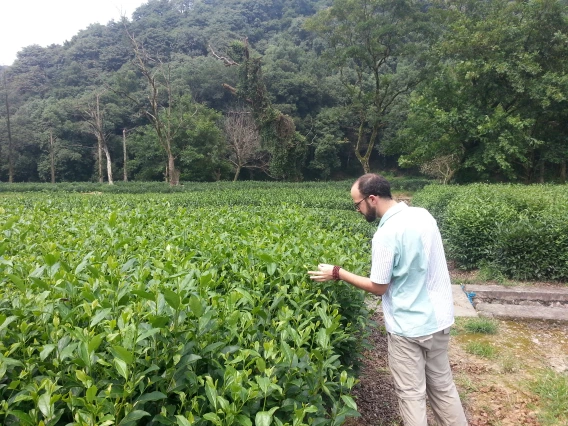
left=308, top=173, right=467, bottom=426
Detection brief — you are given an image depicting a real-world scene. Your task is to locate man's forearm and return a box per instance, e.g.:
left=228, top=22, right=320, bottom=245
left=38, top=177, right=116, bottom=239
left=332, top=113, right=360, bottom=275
left=337, top=268, right=388, bottom=296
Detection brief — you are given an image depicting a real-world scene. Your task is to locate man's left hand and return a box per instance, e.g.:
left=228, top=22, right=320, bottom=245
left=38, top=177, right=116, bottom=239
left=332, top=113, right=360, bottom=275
left=308, top=263, right=334, bottom=282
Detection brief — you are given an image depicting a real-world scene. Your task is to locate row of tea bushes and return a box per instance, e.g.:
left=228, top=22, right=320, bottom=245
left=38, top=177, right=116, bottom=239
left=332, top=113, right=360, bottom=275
left=0, top=192, right=374, bottom=425
left=412, top=184, right=568, bottom=281
left=0, top=177, right=431, bottom=197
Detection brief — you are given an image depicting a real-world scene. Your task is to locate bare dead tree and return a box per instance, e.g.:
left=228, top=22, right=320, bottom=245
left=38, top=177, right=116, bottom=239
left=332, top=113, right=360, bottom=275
left=420, top=154, right=460, bottom=184
left=123, top=128, right=129, bottom=182
left=224, top=109, right=270, bottom=181
left=210, top=40, right=306, bottom=180
left=48, top=130, right=56, bottom=184
left=124, top=24, right=187, bottom=186
left=82, top=91, right=114, bottom=185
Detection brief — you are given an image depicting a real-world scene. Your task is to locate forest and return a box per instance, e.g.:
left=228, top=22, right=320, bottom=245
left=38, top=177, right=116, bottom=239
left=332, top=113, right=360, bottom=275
left=1, top=0, right=567, bottom=184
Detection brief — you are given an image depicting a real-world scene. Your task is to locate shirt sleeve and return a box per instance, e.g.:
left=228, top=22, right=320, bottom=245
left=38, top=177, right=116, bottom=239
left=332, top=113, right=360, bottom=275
left=370, top=241, right=395, bottom=285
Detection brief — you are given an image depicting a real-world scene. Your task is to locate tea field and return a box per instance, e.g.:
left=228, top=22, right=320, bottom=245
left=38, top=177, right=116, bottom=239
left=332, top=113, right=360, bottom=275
left=0, top=186, right=376, bottom=426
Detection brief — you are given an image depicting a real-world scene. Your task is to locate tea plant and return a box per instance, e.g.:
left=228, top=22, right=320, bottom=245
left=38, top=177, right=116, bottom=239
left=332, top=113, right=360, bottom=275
left=0, top=191, right=374, bottom=425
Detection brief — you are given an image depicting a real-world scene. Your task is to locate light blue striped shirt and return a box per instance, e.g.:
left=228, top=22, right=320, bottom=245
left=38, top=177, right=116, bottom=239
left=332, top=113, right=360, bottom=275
left=370, top=202, right=454, bottom=337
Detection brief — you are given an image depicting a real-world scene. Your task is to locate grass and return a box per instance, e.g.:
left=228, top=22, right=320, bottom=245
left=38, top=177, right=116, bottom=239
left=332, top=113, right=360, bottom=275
left=531, top=369, right=568, bottom=425
left=465, top=341, right=497, bottom=358
left=499, top=356, right=518, bottom=374
left=463, top=317, right=499, bottom=334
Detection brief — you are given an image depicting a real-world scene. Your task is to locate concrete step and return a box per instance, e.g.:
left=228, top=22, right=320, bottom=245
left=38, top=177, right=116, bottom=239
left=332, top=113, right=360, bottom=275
left=453, top=285, right=478, bottom=317
left=464, top=284, right=568, bottom=305
left=476, top=302, right=568, bottom=322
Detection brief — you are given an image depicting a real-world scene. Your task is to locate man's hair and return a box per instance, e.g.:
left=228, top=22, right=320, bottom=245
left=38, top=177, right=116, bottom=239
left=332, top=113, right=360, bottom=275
left=356, top=173, right=392, bottom=199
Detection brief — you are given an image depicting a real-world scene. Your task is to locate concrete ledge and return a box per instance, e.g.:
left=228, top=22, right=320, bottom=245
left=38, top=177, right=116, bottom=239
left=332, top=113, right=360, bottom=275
left=476, top=303, right=568, bottom=322
left=464, top=284, right=568, bottom=303
left=452, top=285, right=478, bottom=317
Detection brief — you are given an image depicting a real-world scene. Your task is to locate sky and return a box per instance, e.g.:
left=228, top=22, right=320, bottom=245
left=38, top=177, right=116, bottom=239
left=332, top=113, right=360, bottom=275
left=0, top=0, right=149, bottom=66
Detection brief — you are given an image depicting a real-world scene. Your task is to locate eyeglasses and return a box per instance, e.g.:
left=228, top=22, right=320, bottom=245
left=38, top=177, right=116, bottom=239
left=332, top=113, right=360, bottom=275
left=354, top=195, right=370, bottom=211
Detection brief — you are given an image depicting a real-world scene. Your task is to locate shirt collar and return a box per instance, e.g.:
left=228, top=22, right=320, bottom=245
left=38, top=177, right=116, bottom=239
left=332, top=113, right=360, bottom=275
left=378, top=202, right=408, bottom=228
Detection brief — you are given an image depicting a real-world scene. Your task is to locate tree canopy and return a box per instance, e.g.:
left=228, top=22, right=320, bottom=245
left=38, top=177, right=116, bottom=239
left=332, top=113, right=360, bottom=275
left=1, top=0, right=567, bottom=183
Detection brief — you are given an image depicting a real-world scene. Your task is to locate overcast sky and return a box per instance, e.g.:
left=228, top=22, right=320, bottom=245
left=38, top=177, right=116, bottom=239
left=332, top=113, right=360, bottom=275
left=0, top=0, right=149, bottom=66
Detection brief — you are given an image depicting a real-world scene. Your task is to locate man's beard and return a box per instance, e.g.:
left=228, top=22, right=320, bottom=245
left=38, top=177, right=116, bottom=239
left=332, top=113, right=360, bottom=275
left=364, top=204, right=377, bottom=223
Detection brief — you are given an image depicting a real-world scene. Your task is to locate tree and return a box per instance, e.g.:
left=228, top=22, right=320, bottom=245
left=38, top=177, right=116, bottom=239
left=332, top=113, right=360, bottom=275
left=396, top=0, right=568, bottom=182
left=80, top=90, right=115, bottom=184
left=211, top=40, right=307, bottom=180
left=306, top=0, right=432, bottom=173
left=126, top=26, right=186, bottom=185
left=223, top=108, right=269, bottom=180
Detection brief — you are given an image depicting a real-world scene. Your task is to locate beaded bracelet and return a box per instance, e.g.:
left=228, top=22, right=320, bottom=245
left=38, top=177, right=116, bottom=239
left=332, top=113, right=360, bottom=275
left=332, top=265, right=341, bottom=281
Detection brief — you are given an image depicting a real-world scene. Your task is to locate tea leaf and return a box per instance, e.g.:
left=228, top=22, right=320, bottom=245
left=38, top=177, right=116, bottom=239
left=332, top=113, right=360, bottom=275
left=188, top=295, right=203, bottom=317
left=114, top=358, right=129, bottom=380
left=40, top=344, right=56, bottom=361
left=118, top=410, right=150, bottom=425
left=341, top=395, right=357, bottom=410
left=135, top=391, right=167, bottom=404
left=163, top=289, right=181, bottom=310
left=111, top=346, right=134, bottom=365
left=90, top=308, right=112, bottom=328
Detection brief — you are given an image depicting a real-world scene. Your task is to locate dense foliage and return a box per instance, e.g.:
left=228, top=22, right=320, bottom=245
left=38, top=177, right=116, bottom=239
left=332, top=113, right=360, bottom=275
left=0, top=0, right=567, bottom=183
left=413, top=184, right=568, bottom=281
left=0, top=185, right=379, bottom=425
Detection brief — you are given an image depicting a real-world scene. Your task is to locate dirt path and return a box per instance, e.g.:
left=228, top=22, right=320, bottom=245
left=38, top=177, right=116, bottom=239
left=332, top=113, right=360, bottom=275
left=345, top=300, right=568, bottom=425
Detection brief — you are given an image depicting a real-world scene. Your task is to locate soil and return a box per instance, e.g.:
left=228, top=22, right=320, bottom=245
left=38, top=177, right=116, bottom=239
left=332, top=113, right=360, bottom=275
left=343, top=269, right=568, bottom=426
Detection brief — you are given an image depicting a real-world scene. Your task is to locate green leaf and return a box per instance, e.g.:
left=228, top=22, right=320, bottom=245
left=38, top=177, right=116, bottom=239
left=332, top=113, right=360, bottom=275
left=267, top=263, right=277, bottom=276
left=118, top=410, right=150, bottom=425
left=7, top=410, right=34, bottom=425
left=88, top=334, right=105, bottom=353
left=258, top=253, right=275, bottom=263
left=111, top=346, right=134, bottom=364
left=86, top=385, right=98, bottom=403
left=163, top=289, right=181, bottom=310
left=7, top=274, right=25, bottom=291
left=40, top=344, right=56, bottom=361
left=38, top=391, right=53, bottom=418
left=255, top=407, right=279, bottom=426
left=256, top=376, right=270, bottom=394
left=109, top=211, right=118, bottom=227
left=256, top=358, right=266, bottom=374
left=135, top=391, right=167, bottom=404
left=341, top=395, right=357, bottom=410
left=235, top=414, right=253, bottom=426
left=205, top=378, right=218, bottom=409
left=175, top=415, right=193, bottom=426
left=199, top=272, right=212, bottom=286
left=136, top=328, right=161, bottom=344
left=203, top=413, right=221, bottom=423
left=149, top=315, right=169, bottom=328
left=188, top=295, right=203, bottom=317
left=59, top=342, right=78, bottom=361
left=114, top=358, right=129, bottom=380
left=90, top=308, right=111, bottom=328
left=132, top=290, right=155, bottom=301
left=0, top=316, right=18, bottom=332
left=44, top=253, right=59, bottom=267
left=202, top=341, right=225, bottom=354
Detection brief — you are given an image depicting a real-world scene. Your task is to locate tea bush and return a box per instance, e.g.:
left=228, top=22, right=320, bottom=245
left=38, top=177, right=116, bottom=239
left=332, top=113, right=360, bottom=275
left=412, top=183, right=568, bottom=281
left=0, top=190, right=375, bottom=426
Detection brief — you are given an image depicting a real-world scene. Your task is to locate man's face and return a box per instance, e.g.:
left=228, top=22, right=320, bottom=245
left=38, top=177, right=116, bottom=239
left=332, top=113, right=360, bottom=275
left=351, top=186, right=377, bottom=223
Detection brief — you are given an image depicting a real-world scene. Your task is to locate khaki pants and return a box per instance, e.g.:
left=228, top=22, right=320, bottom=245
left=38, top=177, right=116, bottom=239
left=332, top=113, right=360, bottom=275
left=387, top=328, right=468, bottom=426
